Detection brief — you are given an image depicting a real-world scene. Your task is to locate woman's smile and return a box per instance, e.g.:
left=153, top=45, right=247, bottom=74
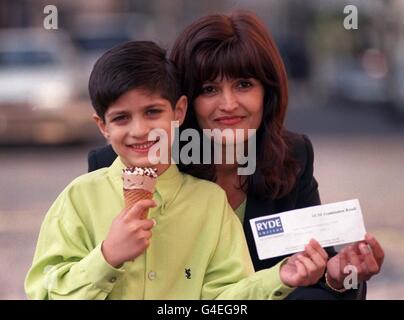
left=213, top=115, right=246, bottom=126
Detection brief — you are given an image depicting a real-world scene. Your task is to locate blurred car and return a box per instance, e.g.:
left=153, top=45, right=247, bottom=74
left=328, top=51, right=391, bottom=106
left=326, top=48, right=404, bottom=122
left=0, top=28, right=100, bottom=144
left=390, top=41, right=404, bottom=121
left=69, top=13, right=149, bottom=99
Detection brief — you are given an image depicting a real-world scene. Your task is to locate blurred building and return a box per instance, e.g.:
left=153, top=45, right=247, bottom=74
left=0, top=0, right=403, bottom=145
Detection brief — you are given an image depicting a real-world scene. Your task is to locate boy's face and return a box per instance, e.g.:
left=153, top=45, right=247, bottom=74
left=94, top=88, right=187, bottom=171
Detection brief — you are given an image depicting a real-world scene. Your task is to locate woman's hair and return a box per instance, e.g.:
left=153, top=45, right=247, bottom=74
left=171, top=10, right=299, bottom=200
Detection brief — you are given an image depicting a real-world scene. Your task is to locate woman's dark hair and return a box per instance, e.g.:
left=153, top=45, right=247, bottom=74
left=170, top=11, right=299, bottom=200
left=89, top=41, right=181, bottom=121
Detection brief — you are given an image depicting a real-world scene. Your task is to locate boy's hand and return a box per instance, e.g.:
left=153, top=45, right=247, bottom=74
left=280, top=239, right=328, bottom=288
left=102, top=199, right=157, bottom=268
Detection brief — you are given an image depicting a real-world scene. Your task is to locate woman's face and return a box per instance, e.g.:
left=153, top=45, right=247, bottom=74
left=194, top=77, right=264, bottom=143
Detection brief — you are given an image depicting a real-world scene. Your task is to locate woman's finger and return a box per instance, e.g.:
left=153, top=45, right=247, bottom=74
left=346, top=246, right=364, bottom=275
left=365, top=233, right=385, bottom=266
left=338, top=248, right=349, bottom=282
left=359, top=243, right=380, bottom=274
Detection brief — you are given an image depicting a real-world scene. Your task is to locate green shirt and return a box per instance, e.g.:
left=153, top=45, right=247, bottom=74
left=25, top=157, right=294, bottom=300
left=234, top=199, right=247, bottom=224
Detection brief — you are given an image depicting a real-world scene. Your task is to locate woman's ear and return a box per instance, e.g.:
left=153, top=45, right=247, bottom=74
left=174, top=96, right=188, bottom=126
left=93, top=113, right=110, bottom=140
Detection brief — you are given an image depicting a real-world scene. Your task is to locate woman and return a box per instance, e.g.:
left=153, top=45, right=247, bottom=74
left=88, top=11, right=384, bottom=299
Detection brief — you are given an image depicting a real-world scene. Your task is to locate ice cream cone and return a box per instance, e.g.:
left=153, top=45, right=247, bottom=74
left=122, top=166, right=158, bottom=219
left=124, top=189, right=153, bottom=218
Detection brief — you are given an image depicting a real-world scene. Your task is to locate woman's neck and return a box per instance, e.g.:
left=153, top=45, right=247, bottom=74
left=215, top=162, right=238, bottom=178
left=215, top=163, right=247, bottom=210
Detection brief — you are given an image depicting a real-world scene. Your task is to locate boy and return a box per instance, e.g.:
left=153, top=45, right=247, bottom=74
left=25, top=41, right=327, bottom=299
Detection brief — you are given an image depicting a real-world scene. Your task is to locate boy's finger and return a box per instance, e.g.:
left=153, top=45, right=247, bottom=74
left=139, top=229, right=152, bottom=240
left=297, top=254, right=317, bottom=275
left=305, top=243, right=327, bottom=268
left=309, top=239, right=328, bottom=260
left=295, top=260, right=308, bottom=285
left=140, top=219, right=156, bottom=231
left=126, top=199, right=157, bottom=220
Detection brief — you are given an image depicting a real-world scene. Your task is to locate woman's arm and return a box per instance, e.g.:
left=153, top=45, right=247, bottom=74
left=293, top=134, right=367, bottom=300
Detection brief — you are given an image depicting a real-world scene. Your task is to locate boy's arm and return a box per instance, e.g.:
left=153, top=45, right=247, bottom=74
left=24, top=189, right=124, bottom=300
left=201, top=200, right=295, bottom=300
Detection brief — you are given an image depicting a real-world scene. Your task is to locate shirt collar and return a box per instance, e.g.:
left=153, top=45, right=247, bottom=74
left=108, top=157, right=184, bottom=214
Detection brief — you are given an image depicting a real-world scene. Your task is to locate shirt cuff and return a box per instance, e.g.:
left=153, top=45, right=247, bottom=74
left=251, top=258, right=295, bottom=300
left=79, top=242, right=125, bottom=293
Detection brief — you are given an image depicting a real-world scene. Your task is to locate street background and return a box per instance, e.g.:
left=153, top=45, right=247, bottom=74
left=0, top=0, right=403, bottom=299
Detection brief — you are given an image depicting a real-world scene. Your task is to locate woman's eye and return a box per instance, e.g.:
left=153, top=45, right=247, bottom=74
left=201, top=85, right=217, bottom=95
left=238, top=80, right=253, bottom=89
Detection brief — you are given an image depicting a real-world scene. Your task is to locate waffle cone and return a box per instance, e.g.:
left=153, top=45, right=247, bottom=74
left=124, top=189, right=153, bottom=219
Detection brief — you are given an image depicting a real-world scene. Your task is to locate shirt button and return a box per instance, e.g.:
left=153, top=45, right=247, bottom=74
left=148, top=271, right=156, bottom=280
left=109, top=276, right=117, bottom=283
left=274, top=291, right=283, bottom=297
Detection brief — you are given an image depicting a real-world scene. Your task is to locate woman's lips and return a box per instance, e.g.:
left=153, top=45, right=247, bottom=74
left=214, top=116, right=245, bottom=126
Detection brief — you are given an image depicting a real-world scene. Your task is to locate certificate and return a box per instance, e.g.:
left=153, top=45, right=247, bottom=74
left=249, top=199, right=367, bottom=260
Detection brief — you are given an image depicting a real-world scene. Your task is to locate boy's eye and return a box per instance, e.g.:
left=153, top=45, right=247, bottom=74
left=145, top=109, right=163, bottom=116
left=112, top=115, right=129, bottom=122
left=200, top=85, right=217, bottom=95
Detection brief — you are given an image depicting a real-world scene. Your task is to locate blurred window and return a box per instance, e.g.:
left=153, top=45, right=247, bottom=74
left=0, top=50, right=57, bottom=67
left=73, top=33, right=132, bottom=52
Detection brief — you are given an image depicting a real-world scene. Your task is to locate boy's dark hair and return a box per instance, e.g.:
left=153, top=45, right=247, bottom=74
left=89, top=41, right=181, bottom=120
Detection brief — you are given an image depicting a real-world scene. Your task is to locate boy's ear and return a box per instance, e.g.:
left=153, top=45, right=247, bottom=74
left=93, top=113, right=110, bottom=140
left=174, top=95, right=188, bottom=126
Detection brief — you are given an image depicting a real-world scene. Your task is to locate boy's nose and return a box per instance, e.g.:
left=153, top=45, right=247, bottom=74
left=128, top=119, right=149, bottom=138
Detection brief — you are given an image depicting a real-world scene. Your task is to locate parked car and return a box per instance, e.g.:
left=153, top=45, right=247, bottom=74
left=326, top=48, right=404, bottom=123
left=0, top=28, right=100, bottom=144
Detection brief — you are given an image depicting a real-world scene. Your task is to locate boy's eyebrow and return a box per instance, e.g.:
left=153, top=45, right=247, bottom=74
left=105, top=102, right=168, bottom=117
left=105, top=110, right=127, bottom=119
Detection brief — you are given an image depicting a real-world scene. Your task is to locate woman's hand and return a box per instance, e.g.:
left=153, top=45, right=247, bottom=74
left=280, top=239, right=328, bottom=287
left=326, top=233, right=384, bottom=290
left=102, top=199, right=157, bottom=268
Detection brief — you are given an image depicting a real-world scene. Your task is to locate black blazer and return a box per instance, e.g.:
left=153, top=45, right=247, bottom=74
left=244, top=132, right=323, bottom=270
left=87, top=131, right=365, bottom=299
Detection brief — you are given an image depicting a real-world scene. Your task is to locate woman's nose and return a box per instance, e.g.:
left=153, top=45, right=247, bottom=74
left=218, top=90, right=239, bottom=112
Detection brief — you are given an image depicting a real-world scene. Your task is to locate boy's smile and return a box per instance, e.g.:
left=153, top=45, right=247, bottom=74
left=94, top=88, right=186, bottom=172
left=125, top=136, right=161, bottom=154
